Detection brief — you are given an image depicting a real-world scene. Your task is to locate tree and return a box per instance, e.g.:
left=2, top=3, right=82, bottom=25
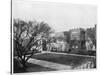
left=13, top=19, right=52, bottom=68
left=86, top=26, right=96, bottom=46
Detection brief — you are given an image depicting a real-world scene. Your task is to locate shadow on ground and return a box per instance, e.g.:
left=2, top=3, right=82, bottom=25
left=14, top=58, right=56, bottom=73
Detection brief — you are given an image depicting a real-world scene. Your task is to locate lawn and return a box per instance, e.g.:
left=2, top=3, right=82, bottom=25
left=13, top=58, right=56, bottom=73
left=14, top=52, right=96, bottom=73
left=32, top=53, right=96, bottom=68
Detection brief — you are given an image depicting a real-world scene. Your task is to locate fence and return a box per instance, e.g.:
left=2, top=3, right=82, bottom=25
left=74, top=60, right=96, bottom=69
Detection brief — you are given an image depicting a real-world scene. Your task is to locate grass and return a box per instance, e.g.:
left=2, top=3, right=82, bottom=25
left=25, top=63, right=56, bottom=72
left=13, top=58, right=56, bottom=73
left=14, top=52, right=96, bottom=73
left=32, top=53, right=96, bottom=68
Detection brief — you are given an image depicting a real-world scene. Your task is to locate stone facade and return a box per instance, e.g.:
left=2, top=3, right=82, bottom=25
left=69, top=28, right=85, bottom=49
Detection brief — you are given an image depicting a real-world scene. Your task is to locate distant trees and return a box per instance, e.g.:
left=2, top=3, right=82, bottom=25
left=86, top=25, right=96, bottom=46
left=13, top=19, right=52, bottom=67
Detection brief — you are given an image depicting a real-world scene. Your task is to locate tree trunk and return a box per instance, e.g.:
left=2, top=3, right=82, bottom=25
left=22, top=60, right=27, bottom=67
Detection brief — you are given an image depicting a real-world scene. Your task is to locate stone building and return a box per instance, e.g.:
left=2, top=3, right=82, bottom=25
left=69, top=28, right=86, bottom=49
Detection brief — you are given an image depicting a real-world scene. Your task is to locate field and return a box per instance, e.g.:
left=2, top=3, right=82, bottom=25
left=14, top=52, right=96, bottom=73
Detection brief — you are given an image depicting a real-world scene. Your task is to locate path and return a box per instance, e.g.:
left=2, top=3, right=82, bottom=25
left=35, top=51, right=96, bottom=58
left=28, top=58, right=72, bottom=70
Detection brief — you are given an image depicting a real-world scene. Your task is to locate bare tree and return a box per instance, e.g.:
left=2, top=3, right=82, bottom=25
left=13, top=19, right=52, bottom=67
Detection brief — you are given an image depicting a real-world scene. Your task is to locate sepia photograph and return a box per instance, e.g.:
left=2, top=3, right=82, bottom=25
left=12, top=0, right=97, bottom=74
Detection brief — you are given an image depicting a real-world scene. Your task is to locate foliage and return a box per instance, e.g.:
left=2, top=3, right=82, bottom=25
left=86, top=26, right=96, bottom=45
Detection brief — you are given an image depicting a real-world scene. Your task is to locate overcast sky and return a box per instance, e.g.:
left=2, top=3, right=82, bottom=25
left=12, top=0, right=97, bottom=32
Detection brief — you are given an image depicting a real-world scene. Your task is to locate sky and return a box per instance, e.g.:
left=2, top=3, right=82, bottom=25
left=12, top=0, right=97, bottom=32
